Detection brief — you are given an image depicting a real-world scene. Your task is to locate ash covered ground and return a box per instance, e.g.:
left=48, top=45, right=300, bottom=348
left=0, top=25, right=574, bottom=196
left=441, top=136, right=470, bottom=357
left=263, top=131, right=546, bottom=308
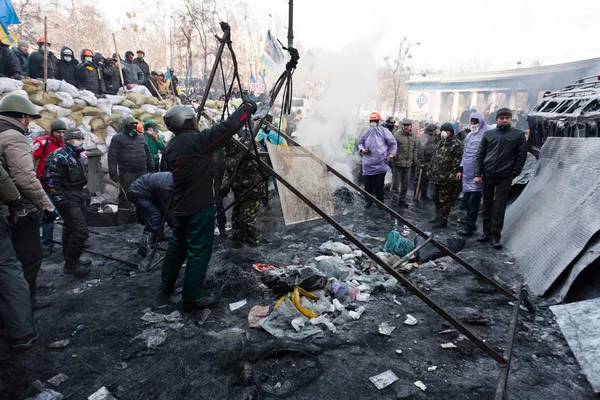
left=0, top=186, right=595, bottom=400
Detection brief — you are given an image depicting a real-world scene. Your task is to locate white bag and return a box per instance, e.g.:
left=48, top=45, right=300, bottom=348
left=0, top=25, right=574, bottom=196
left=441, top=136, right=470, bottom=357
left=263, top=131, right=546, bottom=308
left=46, top=79, right=79, bottom=98
left=43, top=104, right=72, bottom=118
left=105, top=94, right=126, bottom=105
left=96, top=98, right=112, bottom=116
left=141, top=104, right=158, bottom=115
left=78, top=89, right=98, bottom=106
left=105, top=126, right=118, bottom=147
left=56, top=91, right=74, bottom=108
left=0, top=77, right=23, bottom=94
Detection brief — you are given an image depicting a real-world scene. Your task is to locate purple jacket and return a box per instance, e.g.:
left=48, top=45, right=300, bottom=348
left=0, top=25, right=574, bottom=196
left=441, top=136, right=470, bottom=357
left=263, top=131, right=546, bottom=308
left=358, top=124, right=397, bottom=176
left=461, top=111, right=492, bottom=192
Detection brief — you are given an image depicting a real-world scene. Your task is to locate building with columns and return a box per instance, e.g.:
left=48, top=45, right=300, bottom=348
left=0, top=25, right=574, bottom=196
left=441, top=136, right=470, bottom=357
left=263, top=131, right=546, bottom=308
left=406, top=58, right=600, bottom=122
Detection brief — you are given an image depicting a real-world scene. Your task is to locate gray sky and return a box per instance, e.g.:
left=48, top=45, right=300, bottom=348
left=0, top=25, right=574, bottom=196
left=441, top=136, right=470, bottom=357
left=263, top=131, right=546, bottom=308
left=101, top=0, right=600, bottom=72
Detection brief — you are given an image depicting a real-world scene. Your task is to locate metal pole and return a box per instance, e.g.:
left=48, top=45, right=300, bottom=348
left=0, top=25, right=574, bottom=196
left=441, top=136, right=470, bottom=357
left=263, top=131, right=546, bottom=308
left=43, top=17, right=47, bottom=92
left=287, top=0, right=294, bottom=48
left=112, top=34, right=126, bottom=92
left=495, top=282, right=523, bottom=399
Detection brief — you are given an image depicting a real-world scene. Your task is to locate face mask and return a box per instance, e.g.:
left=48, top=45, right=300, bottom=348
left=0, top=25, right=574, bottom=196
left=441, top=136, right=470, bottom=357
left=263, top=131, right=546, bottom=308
left=370, top=121, right=377, bottom=127
left=440, top=132, right=448, bottom=141
left=63, top=56, right=72, bottom=62
left=84, top=56, right=92, bottom=63
left=71, top=140, right=84, bottom=147
left=146, top=128, right=154, bottom=134
left=471, top=124, right=479, bottom=132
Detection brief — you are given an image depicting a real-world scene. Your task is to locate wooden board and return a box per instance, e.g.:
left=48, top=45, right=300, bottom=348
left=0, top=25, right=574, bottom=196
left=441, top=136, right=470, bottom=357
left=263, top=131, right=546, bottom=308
left=267, top=143, right=335, bottom=225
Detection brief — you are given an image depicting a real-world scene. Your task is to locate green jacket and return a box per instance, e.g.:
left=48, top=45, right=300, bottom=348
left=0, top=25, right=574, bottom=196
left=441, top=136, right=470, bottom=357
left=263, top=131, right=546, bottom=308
left=428, top=138, right=463, bottom=185
left=393, top=129, right=417, bottom=167
left=143, top=132, right=165, bottom=162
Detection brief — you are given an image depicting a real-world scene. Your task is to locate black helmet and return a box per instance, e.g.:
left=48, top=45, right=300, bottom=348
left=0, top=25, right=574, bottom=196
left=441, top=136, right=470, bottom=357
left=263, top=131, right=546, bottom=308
left=164, top=106, right=197, bottom=133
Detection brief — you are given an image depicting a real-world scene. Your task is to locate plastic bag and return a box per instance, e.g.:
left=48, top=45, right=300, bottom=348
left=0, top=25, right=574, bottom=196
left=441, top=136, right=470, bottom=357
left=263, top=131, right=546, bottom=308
left=96, top=98, right=112, bottom=116
left=105, top=94, right=125, bottom=105
left=55, top=91, right=74, bottom=108
left=141, top=104, right=158, bottom=115
left=384, top=230, right=415, bottom=257
left=0, top=77, right=23, bottom=94
left=77, top=89, right=98, bottom=106
left=46, top=79, right=79, bottom=98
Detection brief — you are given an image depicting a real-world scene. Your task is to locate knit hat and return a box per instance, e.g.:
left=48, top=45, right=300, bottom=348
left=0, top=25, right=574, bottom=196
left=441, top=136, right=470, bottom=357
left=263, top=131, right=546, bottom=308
left=440, top=122, right=454, bottom=134
left=50, top=119, right=67, bottom=132
left=496, top=107, right=512, bottom=119
left=425, top=123, right=437, bottom=132
left=17, top=41, right=28, bottom=48
left=64, top=128, right=85, bottom=141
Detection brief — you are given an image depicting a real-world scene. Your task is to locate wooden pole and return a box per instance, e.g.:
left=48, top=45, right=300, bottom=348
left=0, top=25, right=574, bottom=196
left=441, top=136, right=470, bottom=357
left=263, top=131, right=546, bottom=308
left=43, top=17, right=48, bottom=92
left=148, top=78, right=168, bottom=108
left=112, top=34, right=126, bottom=93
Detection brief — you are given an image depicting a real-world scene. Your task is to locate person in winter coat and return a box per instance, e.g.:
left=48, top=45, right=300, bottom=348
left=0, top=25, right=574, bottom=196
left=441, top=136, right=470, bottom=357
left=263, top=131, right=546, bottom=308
left=146, top=71, right=160, bottom=98
left=159, top=101, right=256, bottom=311
left=28, top=37, right=58, bottom=80
left=133, top=50, right=150, bottom=84
left=166, top=67, right=178, bottom=94
left=122, top=51, right=144, bottom=86
left=56, top=46, right=78, bottom=86
left=76, top=49, right=105, bottom=95
left=103, top=58, right=122, bottom=95
left=415, top=123, right=438, bottom=200
left=156, top=73, right=169, bottom=96
left=128, top=172, right=174, bottom=257
left=456, top=112, right=492, bottom=237
left=11, top=41, right=28, bottom=77
left=143, top=120, right=165, bottom=172
left=0, top=160, right=39, bottom=351
left=428, top=123, right=463, bottom=229
left=0, top=43, right=21, bottom=79
left=392, top=118, right=417, bottom=207
left=108, top=116, right=153, bottom=231
left=474, top=108, right=527, bottom=249
left=0, top=94, right=56, bottom=310
left=32, top=119, right=66, bottom=257
left=42, top=128, right=91, bottom=277
left=358, top=112, right=397, bottom=208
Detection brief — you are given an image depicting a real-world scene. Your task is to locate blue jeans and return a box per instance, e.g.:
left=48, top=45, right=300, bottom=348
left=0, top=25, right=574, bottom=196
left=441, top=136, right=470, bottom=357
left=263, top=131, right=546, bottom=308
left=42, top=222, right=54, bottom=250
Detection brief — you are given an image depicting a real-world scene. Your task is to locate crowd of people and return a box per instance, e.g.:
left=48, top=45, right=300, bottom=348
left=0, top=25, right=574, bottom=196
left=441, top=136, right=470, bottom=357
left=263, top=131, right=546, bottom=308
left=0, top=37, right=179, bottom=98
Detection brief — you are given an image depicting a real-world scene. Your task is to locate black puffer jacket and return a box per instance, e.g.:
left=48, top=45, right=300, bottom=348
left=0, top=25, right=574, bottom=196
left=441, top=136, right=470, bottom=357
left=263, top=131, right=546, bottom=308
left=108, top=130, right=153, bottom=179
left=10, top=46, right=28, bottom=76
left=103, top=58, right=122, bottom=95
left=56, top=46, right=78, bottom=86
left=28, top=47, right=58, bottom=79
left=474, top=125, right=527, bottom=180
left=76, top=50, right=105, bottom=94
left=0, top=44, right=21, bottom=77
left=133, top=58, right=150, bottom=84
left=128, top=172, right=173, bottom=211
left=161, top=103, right=253, bottom=216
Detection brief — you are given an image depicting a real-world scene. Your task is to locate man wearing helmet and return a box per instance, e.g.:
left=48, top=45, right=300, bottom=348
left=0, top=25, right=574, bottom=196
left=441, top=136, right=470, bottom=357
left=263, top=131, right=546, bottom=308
left=0, top=94, right=57, bottom=310
left=76, top=49, right=105, bottom=95
left=159, top=100, right=257, bottom=310
left=108, top=116, right=153, bottom=231
left=28, top=37, right=58, bottom=80
left=358, top=112, right=397, bottom=208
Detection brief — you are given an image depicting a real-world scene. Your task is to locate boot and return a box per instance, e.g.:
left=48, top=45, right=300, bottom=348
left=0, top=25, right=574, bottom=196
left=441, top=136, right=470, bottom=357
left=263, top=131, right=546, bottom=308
left=398, top=199, right=409, bottom=208
left=42, top=248, right=52, bottom=258
left=477, top=233, right=491, bottom=242
left=11, top=328, right=40, bottom=352
left=431, top=219, right=448, bottom=229
left=218, top=226, right=228, bottom=237
left=156, top=281, right=175, bottom=305
left=490, top=236, right=503, bottom=249
left=457, top=226, right=474, bottom=237
left=182, top=296, right=216, bottom=311
left=31, top=297, right=52, bottom=310
left=428, top=217, right=438, bottom=224
left=138, top=232, right=152, bottom=257
left=63, top=260, right=91, bottom=277
left=420, top=192, right=430, bottom=201
left=79, top=258, right=92, bottom=267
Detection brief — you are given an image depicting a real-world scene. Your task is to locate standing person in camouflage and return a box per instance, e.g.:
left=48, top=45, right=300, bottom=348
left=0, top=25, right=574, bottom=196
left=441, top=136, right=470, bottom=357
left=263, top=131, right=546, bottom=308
left=416, top=123, right=438, bottom=200
left=428, top=123, right=463, bottom=229
left=222, top=127, right=265, bottom=247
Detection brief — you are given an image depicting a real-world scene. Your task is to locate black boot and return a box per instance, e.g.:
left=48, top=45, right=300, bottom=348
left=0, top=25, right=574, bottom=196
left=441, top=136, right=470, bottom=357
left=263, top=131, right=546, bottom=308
left=457, top=226, right=474, bottom=236
left=218, top=226, right=228, bottom=237
left=477, top=233, right=491, bottom=242
left=182, top=296, right=216, bottom=311
left=138, top=232, right=152, bottom=256
left=11, top=328, right=40, bottom=351
left=421, top=192, right=430, bottom=201
left=490, top=236, right=503, bottom=249
left=431, top=219, right=448, bottom=229
left=63, top=249, right=91, bottom=277
left=42, top=248, right=52, bottom=258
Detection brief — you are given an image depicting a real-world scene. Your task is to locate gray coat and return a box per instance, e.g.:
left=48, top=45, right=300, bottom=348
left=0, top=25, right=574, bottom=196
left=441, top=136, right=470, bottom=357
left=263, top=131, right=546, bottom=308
left=122, top=59, right=144, bottom=85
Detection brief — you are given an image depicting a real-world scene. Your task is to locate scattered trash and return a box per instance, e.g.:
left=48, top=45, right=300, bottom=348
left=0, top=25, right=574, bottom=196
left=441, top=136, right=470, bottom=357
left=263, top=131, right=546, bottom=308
left=378, top=322, right=396, bottom=336
left=292, top=256, right=301, bottom=265
left=508, top=301, right=529, bottom=311
left=88, top=386, right=117, bottom=400
left=274, top=286, right=320, bottom=318
left=404, top=314, right=418, bottom=326
left=504, top=261, right=514, bottom=265
left=252, top=263, right=276, bottom=272
left=259, top=299, right=322, bottom=340
left=439, top=329, right=457, bottom=335
left=314, top=255, right=331, bottom=261
left=196, top=309, right=211, bottom=326
left=414, top=380, right=427, bottom=391
left=332, top=282, right=357, bottom=303
left=331, top=242, right=352, bottom=255
left=356, top=293, right=370, bottom=302
left=29, top=380, right=64, bottom=400
left=353, top=250, right=363, bottom=258
left=141, top=310, right=182, bottom=324
left=395, top=349, right=403, bottom=354
left=291, top=317, right=305, bottom=332
left=310, top=315, right=336, bottom=332
left=384, top=230, right=415, bottom=257
left=369, top=370, right=399, bottom=390
left=332, top=298, right=345, bottom=311
left=248, top=305, right=270, bottom=328
left=441, top=342, right=457, bottom=349
left=348, top=306, right=365, bottom=320
left=427, top=366, right=437, bottom=372
left=133, top=328, right=167, bottom=349
left=48, top=340, right=70, bottom=349
left=47, top=373, right=69, bottom=387
left=115, top=362, right=128, bottom=370
left=86, top=279, right=100, bottom=286
left=315, top=259, right=342, bottom=279
left=262, top=266, right=327, bottom=295
left=229, top=299, right=248, bottom=311
left=70, top=324, right=84, bottom=337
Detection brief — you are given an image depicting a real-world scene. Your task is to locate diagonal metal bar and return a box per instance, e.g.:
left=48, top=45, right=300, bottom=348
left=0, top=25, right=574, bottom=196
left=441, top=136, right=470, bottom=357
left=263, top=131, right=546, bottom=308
left=495, top=281, right=523, bottom=399
left=265, top=122, right=517, bottom=301
left=392, top=237, right=432, bottom=269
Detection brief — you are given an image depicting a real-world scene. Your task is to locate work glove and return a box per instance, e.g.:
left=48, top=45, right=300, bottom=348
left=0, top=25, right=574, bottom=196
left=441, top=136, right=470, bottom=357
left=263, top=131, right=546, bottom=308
left=13, top=73, right=22, bottom=81
left=243, top=100, right=258, bottom=114
left=43, top=209, right=57, bottom=224
left=82, top=188, right=92, bottom=206
left=7, top=196, right=27, bottom=227
left=150, top=133, right=158, bottom=142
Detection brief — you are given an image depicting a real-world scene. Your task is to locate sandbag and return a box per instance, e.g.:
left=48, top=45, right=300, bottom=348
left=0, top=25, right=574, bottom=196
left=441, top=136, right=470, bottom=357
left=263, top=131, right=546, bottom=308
left=96, top=99, right=112, bottom=116
left=138, top=113, right=153, bottom=123
left=4, top=89, right=28, bottom=99
left=70, top=104, right=84, bottom=112
left=58, top=117, right=76, bottom=129
left=126, top=93, right=147, bottom=107
left=83, top=130, right=100, bottom=150
left=43, top=104, right=71, bottom=118
left=56, top=91, right=74, bottom=108
left=89, top=117, right=106, bottom=132
left=0, top=77, right=23, bottom=94
left=97, top=143, right=108, bottom=154
left=130, top=108, right=144, bottom=119
left=204, top=100, right=222, bottom=110
left=82, top=106, right=101, bottom=116
left=141, top=104, right=158, bottom=115
left=81, top=116, right=93, bottom=129
left=105, top=126, right=118, bottom=147
left=144, top=97, right=159, bottom=106
left=105, top=94, right=125, bottom=105
left=69, top=110, right=84, bottom=126
left=229, top=98, right=242, bottom=108
left=150, top=115, right=167, bottom=131
left=27, top=121, right=45, bottom=137
left=47, top=79, right=79, bottom=99
left=37, top=111, right=58, bottom=131
left=22, top=78, right=43, bottom=94
left=111, top=105, right=132, bottom=116
left=78, top=90, right=98, bottom=106
left=125, top=85, right=152, bottom=97
left=74, top=98, right=87, bottom=106
left=121, top=99, right=136, bottom=108
left=29, top=91, right=63, bottom=106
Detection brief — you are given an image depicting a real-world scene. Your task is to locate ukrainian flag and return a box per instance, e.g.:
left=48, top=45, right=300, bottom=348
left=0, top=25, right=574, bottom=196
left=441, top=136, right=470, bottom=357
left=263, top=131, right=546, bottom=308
left=0, top=0, right=19, bottom=45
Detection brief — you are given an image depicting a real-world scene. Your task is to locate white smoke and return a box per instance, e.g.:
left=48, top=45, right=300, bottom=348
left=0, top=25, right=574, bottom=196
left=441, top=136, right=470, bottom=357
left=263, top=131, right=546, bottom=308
left=295, top=34, right=383, bottom=185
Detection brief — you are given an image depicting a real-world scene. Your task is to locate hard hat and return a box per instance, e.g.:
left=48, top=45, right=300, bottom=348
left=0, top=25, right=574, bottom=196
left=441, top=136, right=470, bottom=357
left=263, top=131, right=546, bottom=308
left=164, top=106, right=198, bottom=133
left=82, top=49, right=93, bottom=57
left=122, top=116, right=138, bottom=125
left=36, top=36, right=50, bottom=45
left=369, top=112, right=381, bottom=121
left=136, top=123, right=143, bottom=133
left=0, top=94, right=41, bottom=118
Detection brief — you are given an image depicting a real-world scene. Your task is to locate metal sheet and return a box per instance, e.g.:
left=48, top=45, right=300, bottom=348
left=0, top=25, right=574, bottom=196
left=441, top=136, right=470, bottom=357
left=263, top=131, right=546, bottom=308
left=551, top=298, right=600, bottom=393
left=267, top=143, right=335, bottom=225
left=503, top=138, right=600, bottom=297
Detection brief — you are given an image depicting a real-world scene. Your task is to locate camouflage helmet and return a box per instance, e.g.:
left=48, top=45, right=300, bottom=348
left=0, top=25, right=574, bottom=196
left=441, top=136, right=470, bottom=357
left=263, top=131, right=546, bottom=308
left=0, top=94, right=41, bottom=118
left=164, top=106, right=197, bottom=133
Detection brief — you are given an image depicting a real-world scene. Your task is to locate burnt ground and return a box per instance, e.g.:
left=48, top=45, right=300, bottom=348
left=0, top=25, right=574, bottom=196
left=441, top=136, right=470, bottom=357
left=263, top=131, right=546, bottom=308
left=0, top=184, right=596, bottom=400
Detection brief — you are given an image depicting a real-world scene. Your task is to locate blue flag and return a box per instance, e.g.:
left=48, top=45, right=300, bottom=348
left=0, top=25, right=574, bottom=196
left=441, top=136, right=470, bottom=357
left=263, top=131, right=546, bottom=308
left=250, top=73, right=256, bottom=83
left=0, top=0, right=19, bottom=35
left=264, top=31, right=284, bottom=64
